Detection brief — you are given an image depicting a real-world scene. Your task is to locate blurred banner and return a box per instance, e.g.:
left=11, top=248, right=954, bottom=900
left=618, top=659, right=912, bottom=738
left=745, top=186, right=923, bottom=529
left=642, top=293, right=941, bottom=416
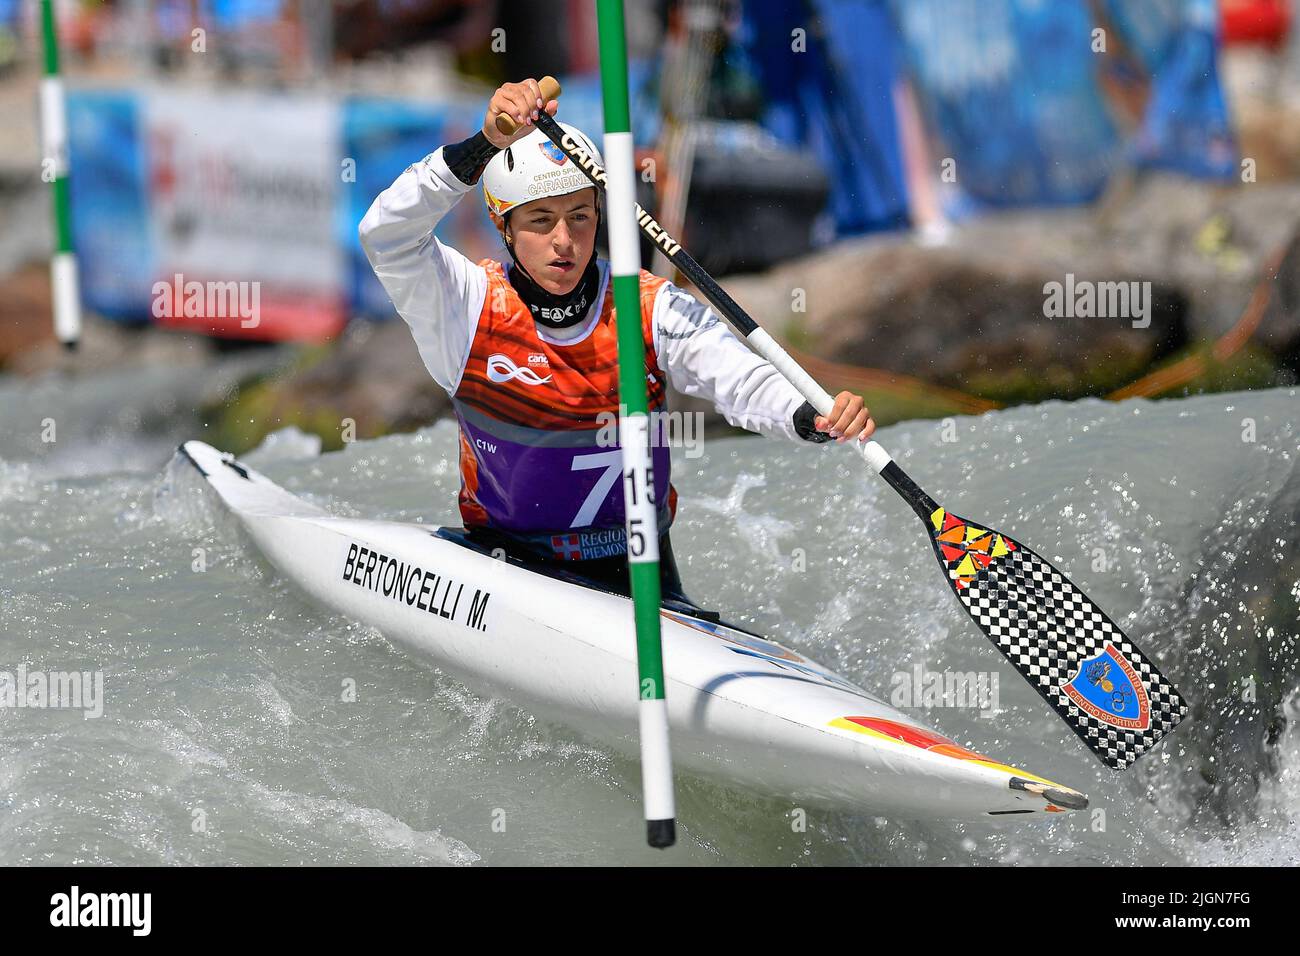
left=66, top=91, right=153, bottom=321
left=887, top=0, right=1237, bottom=210
left=341, top=97, right=489, bottom=322
left=737, top=0, right=910, bottom=237
left=1102, top=0, right=1237, bottom=179
left=147, top=90, right=342, bottom=339
left=69, top=87, right=348, bottom=339
left=67, top=64, right=659, bottom=336
left=0, top=0, right=19, bottom=72
left=57, top=2, right=1239, bottom=334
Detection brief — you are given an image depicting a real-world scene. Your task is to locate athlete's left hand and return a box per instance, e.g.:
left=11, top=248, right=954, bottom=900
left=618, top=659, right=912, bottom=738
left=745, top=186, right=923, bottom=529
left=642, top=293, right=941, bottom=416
left=815, top=391, right=876, bottom=443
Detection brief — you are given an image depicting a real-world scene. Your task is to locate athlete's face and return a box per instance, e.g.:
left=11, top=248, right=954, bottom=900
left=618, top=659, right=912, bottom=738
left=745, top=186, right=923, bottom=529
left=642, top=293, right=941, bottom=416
left=507, top=188, right=598, bottom=295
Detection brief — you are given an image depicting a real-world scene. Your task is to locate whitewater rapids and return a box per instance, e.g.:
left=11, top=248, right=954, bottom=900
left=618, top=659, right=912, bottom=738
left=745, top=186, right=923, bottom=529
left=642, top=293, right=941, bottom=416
left=1, top=377, right=1296, bottom=865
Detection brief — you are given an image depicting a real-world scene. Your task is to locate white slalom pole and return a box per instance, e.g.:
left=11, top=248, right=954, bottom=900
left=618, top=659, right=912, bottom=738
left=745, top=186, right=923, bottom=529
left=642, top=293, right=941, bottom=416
left=597, top=2, right=677, bottom=848
left=39, top=0, right=82, bottom=350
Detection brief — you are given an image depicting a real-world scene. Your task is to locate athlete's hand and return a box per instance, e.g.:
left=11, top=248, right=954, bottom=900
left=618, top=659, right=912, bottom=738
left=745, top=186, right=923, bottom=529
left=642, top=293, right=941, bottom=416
left=815, top=391, right=876, bottom=443
left=483, top=78, right=559, bottom=149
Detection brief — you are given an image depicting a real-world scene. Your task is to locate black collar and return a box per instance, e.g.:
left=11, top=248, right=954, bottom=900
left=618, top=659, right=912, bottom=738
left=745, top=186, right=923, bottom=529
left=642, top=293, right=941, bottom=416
left=506, top=254, right=601, bottom=329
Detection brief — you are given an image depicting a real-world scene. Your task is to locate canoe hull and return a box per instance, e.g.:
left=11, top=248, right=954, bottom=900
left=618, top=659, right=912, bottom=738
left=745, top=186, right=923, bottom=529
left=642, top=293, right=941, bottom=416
left=179, top=440, right=1087, bottom=820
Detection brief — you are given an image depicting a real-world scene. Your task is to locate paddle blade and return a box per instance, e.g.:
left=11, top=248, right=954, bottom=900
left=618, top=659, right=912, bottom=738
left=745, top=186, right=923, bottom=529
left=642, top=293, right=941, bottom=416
left=925, top=505, right=1188, bottom=770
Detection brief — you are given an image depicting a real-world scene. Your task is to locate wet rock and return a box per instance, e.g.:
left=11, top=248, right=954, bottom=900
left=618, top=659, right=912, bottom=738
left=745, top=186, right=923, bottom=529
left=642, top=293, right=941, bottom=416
left=1262, top=228, right=1300, bottom=367
left=205, top=319, right=452, bottom=452
left=720, top=231, right=1185, bottom=403
left=0, top=263, right=222, bottom=376
left=718, top=175, right=1300, bottom=402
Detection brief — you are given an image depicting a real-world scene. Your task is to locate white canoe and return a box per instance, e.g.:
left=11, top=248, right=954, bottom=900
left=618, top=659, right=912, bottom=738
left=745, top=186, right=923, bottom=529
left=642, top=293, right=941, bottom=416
left=179, top=439, right=1087, bottom=820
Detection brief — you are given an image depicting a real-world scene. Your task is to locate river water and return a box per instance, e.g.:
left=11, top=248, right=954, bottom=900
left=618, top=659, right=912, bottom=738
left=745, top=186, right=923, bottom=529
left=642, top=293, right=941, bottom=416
left=1, top=372, right=1297, bottom=866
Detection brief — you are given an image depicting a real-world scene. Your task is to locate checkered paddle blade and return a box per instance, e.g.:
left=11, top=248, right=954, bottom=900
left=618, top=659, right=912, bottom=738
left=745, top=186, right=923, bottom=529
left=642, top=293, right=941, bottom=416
left=928, top=506, right=1188, bottom=770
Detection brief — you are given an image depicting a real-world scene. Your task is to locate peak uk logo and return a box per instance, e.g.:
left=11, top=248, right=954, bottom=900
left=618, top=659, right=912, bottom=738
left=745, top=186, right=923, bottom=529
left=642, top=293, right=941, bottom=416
left=486, top=353, right=553, bottom=386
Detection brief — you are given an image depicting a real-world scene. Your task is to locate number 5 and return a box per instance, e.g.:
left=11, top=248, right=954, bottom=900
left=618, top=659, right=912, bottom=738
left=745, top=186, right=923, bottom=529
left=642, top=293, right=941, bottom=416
left=627, top=517, right=646, bottom=557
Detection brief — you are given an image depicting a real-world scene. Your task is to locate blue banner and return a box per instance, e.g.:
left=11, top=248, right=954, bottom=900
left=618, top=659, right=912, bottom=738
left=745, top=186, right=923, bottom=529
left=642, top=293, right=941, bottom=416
left=891, top=0, right=1122, bottom=208
left=889, top=0, right=1235, bottom=211
left=738, top=0, right=909, bottom=236
left=1103, top=0, right=1237, bottom=178
left=66, top=90, right=154, bottom=322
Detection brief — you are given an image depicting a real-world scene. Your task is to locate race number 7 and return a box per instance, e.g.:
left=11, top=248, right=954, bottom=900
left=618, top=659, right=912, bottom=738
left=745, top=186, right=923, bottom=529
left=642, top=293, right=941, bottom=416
left=569, top=450, right=624, bottom=527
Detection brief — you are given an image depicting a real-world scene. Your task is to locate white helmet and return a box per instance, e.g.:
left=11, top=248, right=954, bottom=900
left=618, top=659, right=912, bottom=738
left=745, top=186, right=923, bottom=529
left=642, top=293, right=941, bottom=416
left=482, top=122, right=602, bottom=231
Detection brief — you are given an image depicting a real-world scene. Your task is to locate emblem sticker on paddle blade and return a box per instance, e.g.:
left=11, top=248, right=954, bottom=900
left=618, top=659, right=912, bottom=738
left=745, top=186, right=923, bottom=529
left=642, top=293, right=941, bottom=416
left=924, top=505, right=1188, bottom=770
left=1062, top=644, right=1151, bottom=731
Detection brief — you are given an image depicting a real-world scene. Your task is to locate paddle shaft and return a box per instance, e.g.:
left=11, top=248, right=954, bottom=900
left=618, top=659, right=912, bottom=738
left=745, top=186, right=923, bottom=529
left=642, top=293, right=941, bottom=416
left=501, top=92, right=902, bottom=477
left=525, top=111, right=934, bottom=504
left=513, top=106, right=1188, bottom=771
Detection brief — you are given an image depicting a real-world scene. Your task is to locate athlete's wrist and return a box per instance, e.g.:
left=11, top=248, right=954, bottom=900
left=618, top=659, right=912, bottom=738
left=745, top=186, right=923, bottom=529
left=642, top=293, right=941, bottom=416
left=793, top=401, right=832, bottom=443
left=444, top=131, right=500, bottom=186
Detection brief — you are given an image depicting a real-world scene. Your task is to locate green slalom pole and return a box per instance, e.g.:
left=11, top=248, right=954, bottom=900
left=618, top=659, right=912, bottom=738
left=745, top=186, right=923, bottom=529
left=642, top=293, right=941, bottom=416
left=596, top=0, right=676, bottom=849
left=39, top=0, right=82, bottom=349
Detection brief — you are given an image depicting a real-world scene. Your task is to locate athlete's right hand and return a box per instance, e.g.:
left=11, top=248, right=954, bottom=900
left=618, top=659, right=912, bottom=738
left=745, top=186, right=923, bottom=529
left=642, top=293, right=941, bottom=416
left=483, top=79, right=559, bottom=149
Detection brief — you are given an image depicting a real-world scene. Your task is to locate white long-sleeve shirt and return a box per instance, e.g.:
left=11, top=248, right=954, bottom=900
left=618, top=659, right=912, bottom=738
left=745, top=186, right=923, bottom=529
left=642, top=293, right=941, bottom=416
left=358, top=146, right=807, bottom=440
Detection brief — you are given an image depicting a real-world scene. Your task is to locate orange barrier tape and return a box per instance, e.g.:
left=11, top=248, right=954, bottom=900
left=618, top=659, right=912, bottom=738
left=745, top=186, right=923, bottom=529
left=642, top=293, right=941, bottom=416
left=1107, top=242, right=1287, bottom=401
left=783, top=344, right=1002, bottom=415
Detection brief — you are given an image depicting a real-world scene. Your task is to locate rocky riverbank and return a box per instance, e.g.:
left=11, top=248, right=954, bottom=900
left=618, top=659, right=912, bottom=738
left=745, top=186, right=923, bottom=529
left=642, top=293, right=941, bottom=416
left=4, top=171, right=1297, bottom=456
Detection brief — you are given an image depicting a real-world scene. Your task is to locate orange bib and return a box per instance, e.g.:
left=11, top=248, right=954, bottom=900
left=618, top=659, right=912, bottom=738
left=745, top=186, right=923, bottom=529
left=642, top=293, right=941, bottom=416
left=451, top=261, right=677, bottom=557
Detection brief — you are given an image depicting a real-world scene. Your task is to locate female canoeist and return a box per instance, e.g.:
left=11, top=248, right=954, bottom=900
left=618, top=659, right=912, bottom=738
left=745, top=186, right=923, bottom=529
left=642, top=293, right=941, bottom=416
left=359, top=78, right=875, bottom=603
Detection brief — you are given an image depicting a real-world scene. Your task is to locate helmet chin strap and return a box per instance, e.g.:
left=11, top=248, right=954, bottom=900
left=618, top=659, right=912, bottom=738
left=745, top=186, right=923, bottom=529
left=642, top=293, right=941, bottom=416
left=502, top=204, right=603, bottom=330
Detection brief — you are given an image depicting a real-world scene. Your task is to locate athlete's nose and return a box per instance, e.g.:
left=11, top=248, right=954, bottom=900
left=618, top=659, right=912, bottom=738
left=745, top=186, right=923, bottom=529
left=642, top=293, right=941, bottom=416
left=552, top=219, right=575, bottom=255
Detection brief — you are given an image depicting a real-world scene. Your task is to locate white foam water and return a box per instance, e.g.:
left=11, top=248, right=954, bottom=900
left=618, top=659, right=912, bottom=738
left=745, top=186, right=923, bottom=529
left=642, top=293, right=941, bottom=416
left=1, top=385, right=1296, bottom=865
